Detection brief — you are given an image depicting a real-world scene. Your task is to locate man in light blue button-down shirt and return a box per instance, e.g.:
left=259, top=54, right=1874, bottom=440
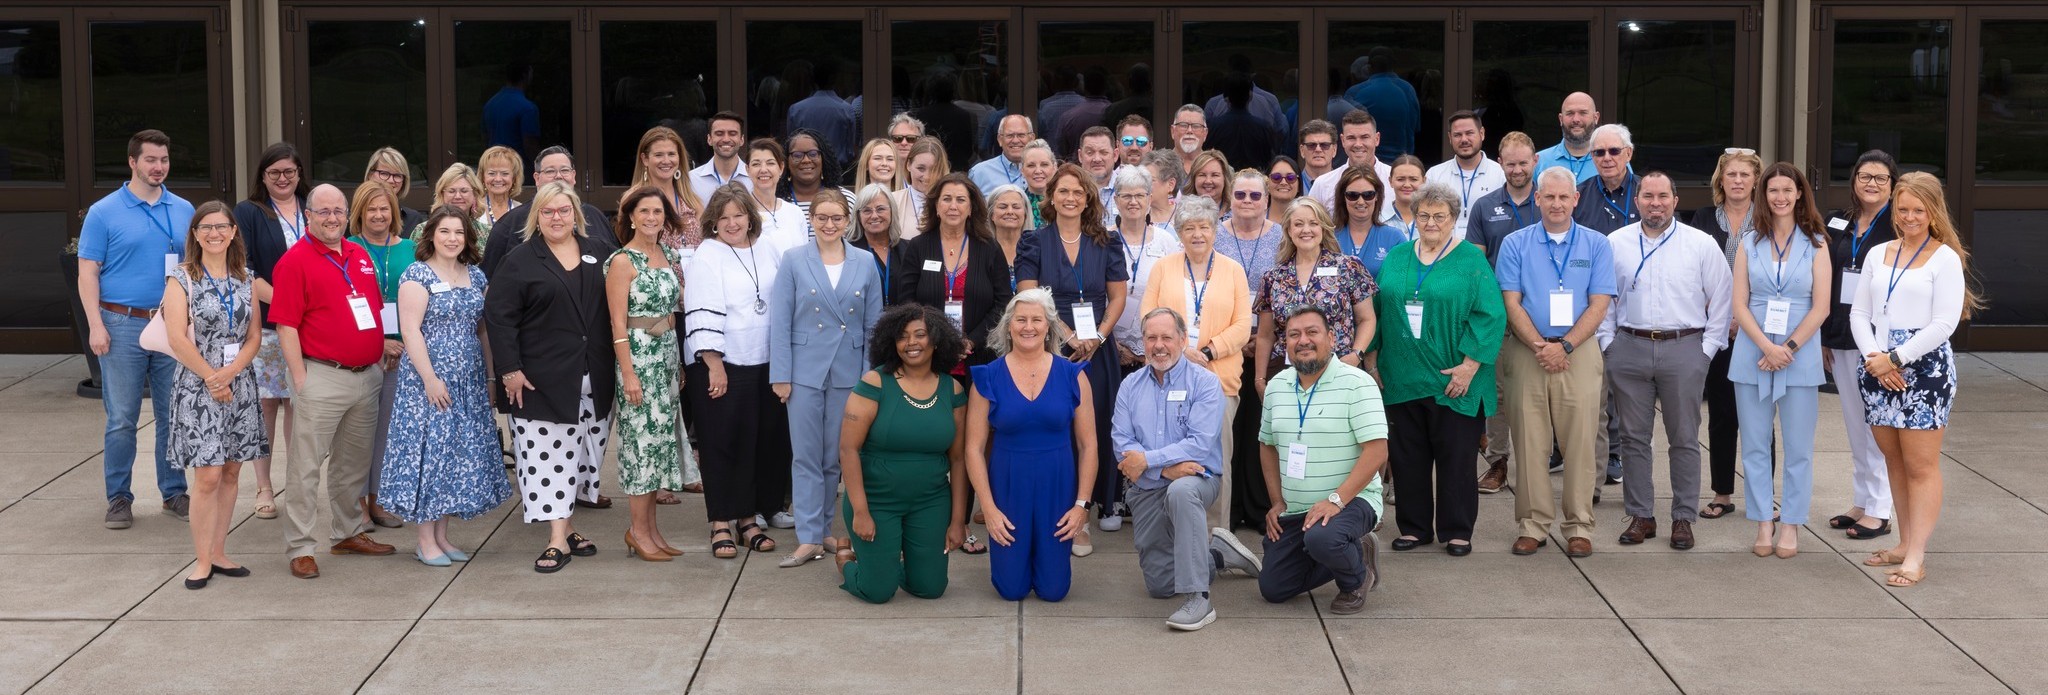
left=1111, top=308, right=1261, bottom=631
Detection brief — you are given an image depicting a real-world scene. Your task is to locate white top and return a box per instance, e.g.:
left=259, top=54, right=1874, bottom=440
left=1112, top=222, right=1185, bottom=355
left=1308, top=159, right=1397, bottom=222
left=757, top=198, right=810, bottom=261
left=824, top=260, right=843, bottom=287
left=1597, top=220, right=1735, bottom=356
left=1849, top=241, right=1964, bottom=364
left=684, top=237, right=783, bottom=366
left=1424, top=155, right=1506, bottom=238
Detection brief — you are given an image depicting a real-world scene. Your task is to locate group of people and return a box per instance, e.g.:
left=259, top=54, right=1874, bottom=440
left=81, top=87, right=1973, bottom=621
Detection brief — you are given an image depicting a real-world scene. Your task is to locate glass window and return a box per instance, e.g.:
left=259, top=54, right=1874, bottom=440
left=1473, top=20, right=1591, bottom=155
left=891, top=20, right=1008, bottom=167
left=453, top=20, right=572, bottom=172
left=306, top=20, right=428, bottom=186
left=2, top=211, right=72, bottom=328
left=1329, top=21, right=1445, bottom=162
left=1830, top=19, right=1950, bottom=181
left=747, top=21, right=862, bottom=172
left=0, top=22, right=62, bottom=183
left=90, top=21, right=210, bottom=188
left=600, top=21, right=718, bottom=187
left=1969, top=210, right=2048, bottom=325
left=1615, top=19, right=1738, bottom=182
left=1977, top=22, right=2048, bottom=182
left=1038, top=21, right=1154, bottom=158
left=1182, top=21, right=1297, bottom=166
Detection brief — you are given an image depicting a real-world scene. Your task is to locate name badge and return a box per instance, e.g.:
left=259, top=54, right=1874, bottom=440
left=378, top=304, right=398, bottom=334
left=1072, top=303, right=1100, bottom=341
left=580, top=254, right=598, bottom=265
left=219, top=343, right=240, bottom=367
left=348, top=294, right=377, bottom=331
left=1827, top=217, right=1850, bottom=231
left=1838, top=270, right=1861, bottom=303
left=1314, top=266, right=1339, bottom=278
left=1167, top=390, right=1188, bottom=402
left=429, top=282, right=451, bottom=294
left=1547, top=289, right=1574, bottom=328
left=1187, top=323, right=1201, bottom=345
left=1285, top=442, right=1308, bottom=480
left=1763, top=299, right=1792, bottom=335
left=923, top=259, right=943, bottom=272
left=943, top=300, right=964, bottom=328
left=1405, top=300, right=1425, bottom=338
left=164, top=253, right=180, bottom=277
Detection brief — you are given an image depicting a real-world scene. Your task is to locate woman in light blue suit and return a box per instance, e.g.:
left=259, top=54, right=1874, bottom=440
left=772, top=191, right=885, bottom=567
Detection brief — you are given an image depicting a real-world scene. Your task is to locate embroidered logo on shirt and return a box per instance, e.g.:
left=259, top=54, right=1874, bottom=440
left=1569, top=259, right=1593, bottom=268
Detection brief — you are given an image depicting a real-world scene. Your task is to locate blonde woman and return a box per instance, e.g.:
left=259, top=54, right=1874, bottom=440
left=854, top=137, right=901, bottom=192
left=363, top=146, right=425, bottom=230
left=477, top=145, right=524, bottom=229
left=409, top=164, right=489, bottom=251
left=890, top=136, right=950, bottom=242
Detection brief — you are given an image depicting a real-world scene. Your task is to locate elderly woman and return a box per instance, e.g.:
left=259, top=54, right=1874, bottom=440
left=1367, top=181, right=1505, bottom=556
left=1332, top=166, right=1408, bottom=277
left=987, top=184, right=1031, bottom=287
left=1823, top=150, right=1900, bottom=540
left=687, top=183, right=788, bottom=559
left=1140, top=195, right=1255, bottom=530
left=1253, top=198, right=1377, bottom=395
left=476, top=145, right=524, bottom=229
left=889, top=136, right=949, bottom=242
left=1019, top=139, right=1059, bottom=229
left=1110, top=166, right=1182, bottom=371
left=1142, top=150, right=1183, bottom=223
left=854, top=137, right=900, bottom=192
left=1183, top=150, right=1231, bottom=210
left=850, top=183, right=899, bottom=302
left=485, top=181, right=617, bottom=573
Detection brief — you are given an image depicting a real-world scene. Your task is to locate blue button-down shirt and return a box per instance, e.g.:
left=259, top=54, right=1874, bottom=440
left=969, top=154, right=1025, bottom=198
left=1494, top=222, right=1618, bottom=339
left=1110, top=357, right=1226, bottom=490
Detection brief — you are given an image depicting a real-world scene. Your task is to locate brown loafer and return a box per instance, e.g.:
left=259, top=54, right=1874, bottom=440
left=1566, top=537, right=1593, bottom=557
left=331, top=533, right=396, bottom=556
left=290, top=556, right=320, bottom=579
left=1669, top=520, right=1695, bottom=550
left=1617, top=516, right=1657, bottom=545
left=1328, top=589, right=1367, bottom=615
left=1511, top=536, right=1548, bottom=555
left=1476, top=459, right=1508, bottom=494
left=575, top=495, right=613, bottom=510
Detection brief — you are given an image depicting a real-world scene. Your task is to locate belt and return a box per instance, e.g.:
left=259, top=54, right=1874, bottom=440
left=1619, top=326, right=1704, bottom=341
left=625, top=315, right=675, bottom=337
left=307, top=357, right=376, bottom=373
left=99, top=301, right=155, bottom=319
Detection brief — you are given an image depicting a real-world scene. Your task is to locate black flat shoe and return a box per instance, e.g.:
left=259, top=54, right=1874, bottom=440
left=1390, top=537, right=1430, bottom=551
left=1845, top=519, right=1892, bottom=539
left=1445, top=542, right=1472, bottom=557
left=211, top=565, right=251, bottom=578
left=1828, top=514, right=1859, bottom=529
left=183, top=573, right=211, bottom=590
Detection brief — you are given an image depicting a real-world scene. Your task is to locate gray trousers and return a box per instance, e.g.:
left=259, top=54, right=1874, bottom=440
left=1607, top=331, right=1710, bottom=522
left=1129, top=474, right=1219, bottom=597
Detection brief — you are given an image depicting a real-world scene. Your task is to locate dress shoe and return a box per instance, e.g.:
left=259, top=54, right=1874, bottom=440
left=1511, top=536, right=1548, bottom=555
left=1328, top=589, right=1367, bottom=615
left=1476, top=459, right=1508, bottom=494
left=442, top=547, right=471, bottom=562
left=330, top=533, right=396, bottom=556
left=1390, top=536, right=1430, bottom=551
left=1669, top=520, right=1695, bottom=550
left=1445, top=541, right=1472, bottom=557
left=290, top=556, right=320, bottom=579
left=1565, top=537, right=1593, bottom=557
left=184, top=571, right=210, bottom=590
left=415, top=547, right=451, bottom=567
left=575, top=495, right=613, bottom=510
left=1617, top=516, right=1657, bottom=545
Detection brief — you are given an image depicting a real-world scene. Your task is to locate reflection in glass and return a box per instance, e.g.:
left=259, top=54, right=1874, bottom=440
left=454, top=21, right=571, bottom=172
left=1978, top=23, right=2048, bottom=182
left=1968, top=210, right=2047, bottom=325
left=892, top=20, right=1008, bottom=167
left=1831, top=20, right=1949, bottom=180
left=601, top=21, right=718, bottom=187
left=1473, top=21, right=1590, bottom=154
left=307, top=20, right=428, bottom=186
left=748, top=21, right=862, bottom=173
left=0, top=23, right=62, bottom=183
left=1038, top=21, right=1154, bottom=158
left=1615, top=20, right=1737, bottom=182
left=91, top=21, right=210, bottom=187
left=1183, top=21, right=1296, bottom=164
left=0, top=211, right=73, bottom=327
left=1330, top=22, right=1444, bottom=162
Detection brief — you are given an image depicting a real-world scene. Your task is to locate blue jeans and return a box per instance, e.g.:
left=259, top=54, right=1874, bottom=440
left=98, top=308, right=185, bottom=502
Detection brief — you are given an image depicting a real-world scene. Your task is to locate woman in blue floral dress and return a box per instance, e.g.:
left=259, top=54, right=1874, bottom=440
left=378, top=207, right=509, bottom=566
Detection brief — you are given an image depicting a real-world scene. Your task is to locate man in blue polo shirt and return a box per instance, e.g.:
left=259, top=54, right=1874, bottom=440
left=1573, top=124, right=1642, bottom=234
left=969, top=114, right=1034, bottom=197
left=482, top=63, right=541, bottom=161
left=1535, top=92, right=1603, bottom=184
left=79, top=129, right=195, bottom=530
left=1494, top=166, right=1615, bottom=559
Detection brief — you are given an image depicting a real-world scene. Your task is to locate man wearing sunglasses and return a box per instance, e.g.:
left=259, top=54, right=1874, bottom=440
left=1572, top=124, right=1642, bottom=234
left=1116, top=115, right=1153, bottom=167
left=1308, top=109, right=1396, bottom=222
left=1296, top=119, right=1338, bottom=183
left=1426, top=110, right=1505, bottom=239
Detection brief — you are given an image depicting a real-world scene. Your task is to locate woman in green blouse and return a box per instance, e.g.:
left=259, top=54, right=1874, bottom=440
left=1367, top=181, right=1506, bottom=556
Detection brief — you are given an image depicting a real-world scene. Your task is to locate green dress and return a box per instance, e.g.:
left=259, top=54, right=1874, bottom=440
left=1367, top=239, right=1507, bottom=417
left=841, top=371, right=963, bottom=604
left=608, top=246, right=689, bottom=496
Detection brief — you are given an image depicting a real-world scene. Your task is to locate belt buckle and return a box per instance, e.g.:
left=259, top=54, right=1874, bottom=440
left=1649, top=329, right=1667, bottom=340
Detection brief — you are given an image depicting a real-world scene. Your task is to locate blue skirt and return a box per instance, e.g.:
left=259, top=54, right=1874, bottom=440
left=1858, top=328, right=1955, bottom=430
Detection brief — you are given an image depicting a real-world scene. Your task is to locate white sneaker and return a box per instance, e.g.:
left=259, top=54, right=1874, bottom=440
left=1166, top=594, right=1216, bottom=631
left=769, top=511, right=796, bottom=529
left=1209, top=528, right=1262, bottom=577
left=1099, top=514, right=1122, bottom=532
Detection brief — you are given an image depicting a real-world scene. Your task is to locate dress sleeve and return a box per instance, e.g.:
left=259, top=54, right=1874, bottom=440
left=1014, top=230, right=1044, bottom=285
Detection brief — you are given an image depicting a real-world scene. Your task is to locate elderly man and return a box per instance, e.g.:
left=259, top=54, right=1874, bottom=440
left=271, top=183, right=398, bottom=578
left=690, top=111, right=752, bottom=205
left=1598, top=172, right=1732, bottom=550
left=1536, top=92, right=1604, bottom=184
left=1076, top=126, right=1121, bottom=219
left=1426, top=110, right=1505, bottom=239
left=1465, top=130, right=1543, bottom=493
left=1256, top=305, right=1389, bottom=615
left=1307, top=109, right=1396, bottom=220
left=1169, top=104, right=1209, bottom=157
left=887, top=113, right=925, bottom=161
left=1116, top=115, right=1153, bottom=167
left=1573, top=124, right=1642, bottom=234
left=1112, top=308, right=1261, bottom=631
left=482, top=145, right=615, bottom=279
left=969, top=114, right=1034, bottom=197
left=1495, top=167, right=1616, bottom=558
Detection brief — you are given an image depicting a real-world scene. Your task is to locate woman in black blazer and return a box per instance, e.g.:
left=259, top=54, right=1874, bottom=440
left=484, top=181, right=617, bottom=574
left=891, top=172, right=1016, bottom=382
left=231, top=142, right=311, bottom=522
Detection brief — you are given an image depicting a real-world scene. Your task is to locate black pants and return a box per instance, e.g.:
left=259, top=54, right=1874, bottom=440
left=688, top=361, right=791, bottom=522
left=1259, top=501, right=1378, bottom=601
left=1387, top=398, right=1484, bottom=544
left=1229, top=352, right=1273, bottom=528
left=1704, top=345, right=1773, bottom=495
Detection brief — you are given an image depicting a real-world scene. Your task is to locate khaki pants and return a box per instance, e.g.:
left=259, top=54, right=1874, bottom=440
left=1501, top=343, right=1603, bottom=540
left=284, top=361, right=383, bottom=558
left=1207, top=395, right=1239, bottom=530
left=1483, top=341, right=1514, bottom=465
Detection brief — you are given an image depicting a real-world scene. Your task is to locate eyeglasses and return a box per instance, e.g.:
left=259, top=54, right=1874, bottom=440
left=1300, top=141, right=1335, bottom=151
left=370, top=169, right=404, bottom=183
left=195, top=223, right=235, bottom=234
left=264, top=168, right=300, bottom=180
left=1114, top=193, right=1147, bottom=203
left=308, top=208, right=348, bottom=218
left=1120, top=136, right=1150, bottom=148
left=790, top=149, right=822, bottom=160
left=1233, top=190, right=1263, bottom=202
left=1173, top=122, right=1208, bottom=131
left=859, top=206, right=890, bottom=216
left=812, top=214, right=848, bottom=225
left=535, top=167, right=574, bottom=178
left=1590, top=147, right=1628, bottom=158
left=891, top=135, right=919, bottom=144
left=1270, top=173, right=1299, bottom=184
left=1724, top=147, right=1758, bottom=156
left=998, top=131, right=1034, bottom=141
left=538, top=207, right=576, bottom=219
left=1343, top=190, right=1378, bottom=202
left=1855, top=173, right=1893, bottom=185
left=1415, top=213, right=1453, bottom=225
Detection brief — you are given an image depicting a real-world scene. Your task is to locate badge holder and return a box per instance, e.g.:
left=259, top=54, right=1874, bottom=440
left=1072, top=304, right=1100, bottom=341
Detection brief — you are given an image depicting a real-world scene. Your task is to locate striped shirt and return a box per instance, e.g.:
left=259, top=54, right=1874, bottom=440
left=1258, top=360, right=1387, bottom=517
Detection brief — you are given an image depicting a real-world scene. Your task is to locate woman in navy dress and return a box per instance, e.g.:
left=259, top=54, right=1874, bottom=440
left=966, top=288, right=1099, bottom=602
left=1015, top=164, right=1126, bottom=554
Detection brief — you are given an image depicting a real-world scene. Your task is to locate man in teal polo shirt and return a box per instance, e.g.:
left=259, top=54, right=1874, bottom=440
left=1536, top=92, right=1603, bottom=184
left=1256, top=305, right=1387, bottom=615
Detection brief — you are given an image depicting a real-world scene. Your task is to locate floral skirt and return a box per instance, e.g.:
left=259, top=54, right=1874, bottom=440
left=1858, top=328, right=1955, bottom=430
left=252, top=328, right=293, bottom=400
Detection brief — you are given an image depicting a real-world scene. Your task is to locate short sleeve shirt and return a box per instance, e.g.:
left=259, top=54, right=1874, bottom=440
left=267, top=237, right=387, bottom=366
left=1494, top=223, right=1618, bottom=339
left=78, top=185, right=195, bottom=307
left=1258, top=360, right=1387, bottom=518
left=1254, top=253, right=1377, bottom=359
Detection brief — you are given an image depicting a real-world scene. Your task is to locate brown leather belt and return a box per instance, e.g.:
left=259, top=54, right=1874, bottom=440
left=625, top=315, right=675, bottom=336
left=98, top=301, right=155, bottom=319
left=307, top=357, right=376, bottom=373
left=1619, top=326, right=1705, bottom=341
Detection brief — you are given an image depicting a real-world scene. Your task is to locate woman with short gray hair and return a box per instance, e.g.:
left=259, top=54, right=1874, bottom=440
left=1111, top=166, right=1183, bottom=376
left=851, top=183, right=898, bottom=302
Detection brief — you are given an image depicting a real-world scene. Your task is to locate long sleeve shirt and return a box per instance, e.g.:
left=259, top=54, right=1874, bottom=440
left=684, top=237, right=782, bottom=366
left=1597, top=220, right=1735, bottom=357
left=1110, top=357, right=1226, bottom=491
left=1849, top=242, right=1964, bottom=363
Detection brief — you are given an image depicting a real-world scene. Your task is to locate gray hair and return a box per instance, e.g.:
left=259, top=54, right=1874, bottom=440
left=1411, top=180, right=1463, bottom=221
left=986, top=287, right=1071, bottom=356
left=1537, top=166, right=1579, bottom=195
left=1142, top=150, right=1184, bottom=189
left=1172, top=195, right=1220, bottom=231
left=1175, top=104, right=1205, bottom=121
left=1142, top=307, right=1188, bottom=336
left=987, top=184, right=1029, bottom=212
left=887, top=113, right=926, bottom=135
left=852, top=183, right=898, bottom=244
left=1110, top=165, right=1152, bottom=194
left=1021, top=139, right=1056, bottom=164
left=1590, top=123, right=1634, bottom=150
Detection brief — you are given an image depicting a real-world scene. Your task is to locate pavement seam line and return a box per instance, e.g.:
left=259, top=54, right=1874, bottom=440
left=1559, top=530, right=1689, bottom=695
left=352, top=501, right=521, bottom=693
left=683, top=532, right=750, bottom=693
left=1831, top=540, right=2022, bottom=694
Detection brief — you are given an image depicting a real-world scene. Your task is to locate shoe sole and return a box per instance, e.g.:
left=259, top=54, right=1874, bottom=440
left=1210, top=527, right=1262, bottom=574
left=330, top=547, right=396, bottom=556
left=1167, top=609, right=1216, bottom=631
left=162, top=509, right=188, bottom=522
left=105, top=519, right=132, bottom=529
left=1477, top=485, right=1503, bottom=494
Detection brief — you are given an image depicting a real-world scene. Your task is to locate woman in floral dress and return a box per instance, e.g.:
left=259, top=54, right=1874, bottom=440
left=609, top=186, right=691, bottom=561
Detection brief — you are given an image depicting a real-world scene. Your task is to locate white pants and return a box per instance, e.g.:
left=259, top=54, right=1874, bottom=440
left=513, top=376, right=610, bottom=523
left=1830, top=348, right=1892, bottom=519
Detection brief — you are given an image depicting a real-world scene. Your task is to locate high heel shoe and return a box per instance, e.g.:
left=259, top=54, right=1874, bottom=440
left=1774, top=544, right=1798, bottom=559
left=1753, top=522, right=1776, bottom=557
left=625, top=532, right=672, bottom=562
left=414, top=548, right=451, bottom=567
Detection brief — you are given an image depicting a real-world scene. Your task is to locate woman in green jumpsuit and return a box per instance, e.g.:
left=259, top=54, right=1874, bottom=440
left=837, top=304, right=971, bottom=603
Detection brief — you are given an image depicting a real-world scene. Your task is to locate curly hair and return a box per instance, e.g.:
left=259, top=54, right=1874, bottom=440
left=868, top=303, right=966, bottom=376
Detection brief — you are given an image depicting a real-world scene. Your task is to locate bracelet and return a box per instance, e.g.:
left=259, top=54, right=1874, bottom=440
left=612, top=338, right=629, bottom=344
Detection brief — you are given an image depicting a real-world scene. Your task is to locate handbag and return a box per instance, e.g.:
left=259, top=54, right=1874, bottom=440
left=138, top=309, right=186, bottom=355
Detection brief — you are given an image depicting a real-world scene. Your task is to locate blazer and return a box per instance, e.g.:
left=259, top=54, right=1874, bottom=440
left=483, top=202, right=614, bottom=279
left=1688, top=204, right=1739, bottom=252
left=1140, top=251, right=1256, bottom=396
left=234, top=198, right=302, bottom=327
left=484, top=233, right=617, bottom=424
left=891, top=231, right=1015, bottom=365
left=770, top=239, right=885, bottom=389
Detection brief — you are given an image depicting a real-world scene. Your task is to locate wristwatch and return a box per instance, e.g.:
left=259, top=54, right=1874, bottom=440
left=1559, top=339, right=1576, bottom=354
left=1075, top=499, right=1094, bottom=511
left=1201, top=346, right=1215, bottom=361
left=1785, top=338, right=1800, bottom=352
left=1887, top=351, right=1904, bottom=368
left=1325, top=492, right=1347, bottom=509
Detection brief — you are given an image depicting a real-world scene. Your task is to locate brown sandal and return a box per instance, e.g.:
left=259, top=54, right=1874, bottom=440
left=654, top=490, right=681, bottom=505
left=1864, top=549, right=1906, bottom=567
left=1885, top=568, right=1926, bottom=587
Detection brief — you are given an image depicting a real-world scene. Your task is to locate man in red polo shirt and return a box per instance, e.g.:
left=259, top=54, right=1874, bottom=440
left=270, top=183, right=396, bottom=579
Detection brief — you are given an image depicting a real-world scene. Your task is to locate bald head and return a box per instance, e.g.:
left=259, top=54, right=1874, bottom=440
left=308, top=184, right=348, bottom=246
left=1558, top=92, right=1600, bottom=149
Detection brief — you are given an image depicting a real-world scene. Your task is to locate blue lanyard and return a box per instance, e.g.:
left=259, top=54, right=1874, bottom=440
left=1294, top=375, right=1320, bottom=430
left=1457, top=162, right=1481, bottom=210
left=268, top=199, right=305, bottom=245
left=1413, top=239, right=1450, bottom=298
left=1762, top=230, right=1797, bottom=296
left=873, top=248, right=890, bottom=301
left=1226, top=225, right=1261, bottom=270
left=1544, top=226, right=1578, bottom=289
left=1884, top=235, right=1933, bottom=308
left=202, top=267, right=236, bottom=328
left=322, top=253, right=359, bottom=295
left=944, top=235, right=969, bottom=301
left=1120, top=221, right=1150, bottom=277
left=1566, top=155, right=1588, bottom=180
left=1631, top=229, right=1673, bottom=291
left=1849, top=204, right=1887, bottom=268
left=142, top=200, right=177, bottom=247
left=1186, top=252, right=1213, bottom=320
left=1602, top=179, right=1634, bottom=222
left=1506, top=192, right=1529, bottom=229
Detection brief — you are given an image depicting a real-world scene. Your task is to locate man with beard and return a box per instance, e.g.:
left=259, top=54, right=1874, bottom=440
left=1425, top=111, right=1505, bottom=240
left=1537, top=92, right=1604, bottom=184
left=690, top=111, right=753, bottom=204
left=1115, top=115, right=1153, bottom=167
left=1169, top=104, right=1209, bottom=158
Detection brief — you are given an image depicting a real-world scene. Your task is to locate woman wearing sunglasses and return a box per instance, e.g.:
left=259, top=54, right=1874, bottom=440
left=1331, top=166, right=1407, bottom=278
left=1265, top=155, right=1303, bottom=229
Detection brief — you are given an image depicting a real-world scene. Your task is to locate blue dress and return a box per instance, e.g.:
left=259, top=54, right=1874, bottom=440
left=1015, top=227, right=1126, bottom=514
left=377, top=262, right=511, bottom=523
left=973, top=355, right=1083, bottom=602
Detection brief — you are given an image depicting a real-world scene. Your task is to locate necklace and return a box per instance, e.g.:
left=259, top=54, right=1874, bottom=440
left=1060, top=231, right=1083, bottom=245
left=896, top=371, right=941, bottom=409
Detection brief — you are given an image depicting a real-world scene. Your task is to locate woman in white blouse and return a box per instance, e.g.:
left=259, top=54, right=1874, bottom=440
left=746, top=139, right=808, bottom=257
left=1848, top=171, right=1982, bottom=588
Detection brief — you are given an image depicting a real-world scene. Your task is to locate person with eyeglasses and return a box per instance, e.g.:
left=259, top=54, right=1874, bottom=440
left=1463, top=130, right=1542, bottom=494
left=1308, top=110, right=1396, bottom=222
left=362, top=147, right=426, bottom=233
left=851, top=183, right=900, bottom=302
left=483, top=146, right=614, bottom=281
left=689, top=111, right=754, bottom=206
left=1426, top=111, right=1505, bottom=240
left=887, top=113, right=925, bottom=163
left=1264, top=156, right=1303, bottom=229
left=783, top=129, right=855, bottom=223
left=1170, top=104, right=1210, bottom=157
left=234, top=142, right=311, bottom=523
left=1822, top=150, right=1901, bottom=541
left=1572, top=124, right=1643, bottom=234
left=1296, top=119, right=1339, bottom=183
left=1331, top=165, right=1407, bottom=279
left=1077, top=127, right=1122, bottom=224
left=1535, top=92, right=1605, bottom=185
left=1110, top=166, right=1183, bottom=376
left=1688, top=147, right=1767, bottom=521
left=970, top=114, right=1036, bottom=198
left=1116, top=115, right=1153, bottom=167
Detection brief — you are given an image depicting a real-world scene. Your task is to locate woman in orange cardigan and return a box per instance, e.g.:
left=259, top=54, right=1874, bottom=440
left=1140, top=195, right=1255, bottom=530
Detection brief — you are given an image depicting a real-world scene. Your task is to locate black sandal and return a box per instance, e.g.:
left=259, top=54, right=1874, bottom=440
left=711, top=527, right=738, bottom=559
left=534, top=547, right=570, bottom=574
left=737, top=522, right=777, bottom=552
left=1845, top=519, right=1892, bottom=539
left=1828, top=514, right=1860, bottom=529
left=567, top=533, right=598, bottom=557
left=1700, top=502, right=1735, bottom=519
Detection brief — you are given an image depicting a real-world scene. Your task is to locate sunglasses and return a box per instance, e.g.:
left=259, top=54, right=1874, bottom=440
left=1591, top=147, right=1628, bottom=158
left=1343, top=190, right=1378, bottom=202
left=1269, top=173, right=1299, bottom=184
left=891, top=135, right=919, bottom=144
left=1121, top=136, right=1150, bottom=148
left=1300, top=141, right=1335, bottom=151
left=1233, top=190, right=1264, bottom=202
left=1724, top=147, right=1757, bottom=155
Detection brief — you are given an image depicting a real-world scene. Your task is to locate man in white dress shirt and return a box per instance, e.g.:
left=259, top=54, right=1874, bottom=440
left=1424, top=110, right=1504, bottom=240
left=1307, top=109, right=1395, bottom=221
